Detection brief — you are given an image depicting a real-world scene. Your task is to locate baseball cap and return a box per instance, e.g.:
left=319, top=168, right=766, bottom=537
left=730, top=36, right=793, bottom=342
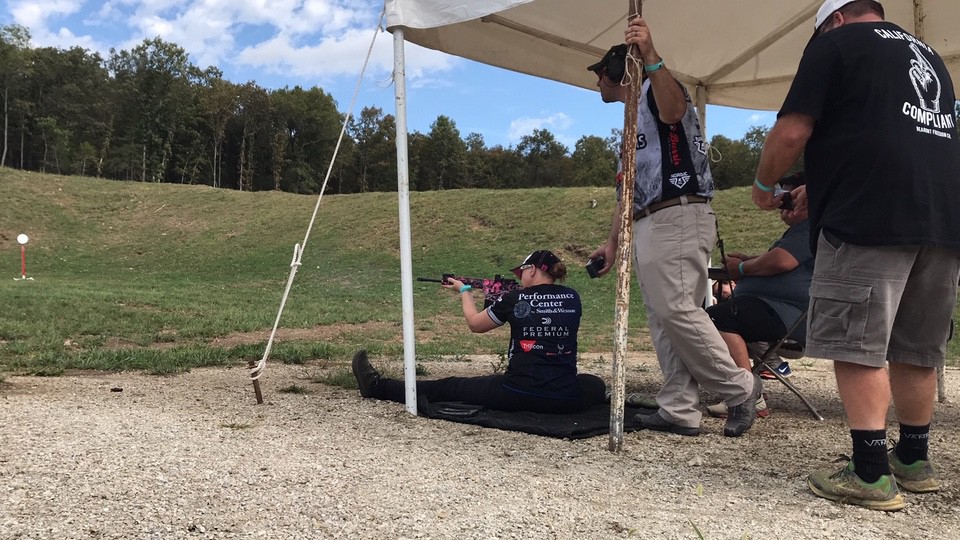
left=511, top=250, right=560, bottom=276
left=586, top=44, right=628, bottom=83
left=814, top=0, right=883, bottom=33
left=815, top=0, right=856, bottom=31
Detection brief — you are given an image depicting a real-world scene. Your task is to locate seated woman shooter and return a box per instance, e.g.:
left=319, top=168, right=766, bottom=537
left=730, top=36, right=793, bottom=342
left=351, top=250, right=607, bottom=414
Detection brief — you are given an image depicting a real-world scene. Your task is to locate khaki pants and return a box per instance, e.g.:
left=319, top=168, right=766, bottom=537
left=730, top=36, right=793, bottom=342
left=633, top=202, right=753, bottom=427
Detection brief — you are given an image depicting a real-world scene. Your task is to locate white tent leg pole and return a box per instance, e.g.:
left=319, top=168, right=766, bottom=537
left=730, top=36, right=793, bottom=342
left=393, top=28, right=418, bottom=415
left=696, top=84, right=708, bottom=140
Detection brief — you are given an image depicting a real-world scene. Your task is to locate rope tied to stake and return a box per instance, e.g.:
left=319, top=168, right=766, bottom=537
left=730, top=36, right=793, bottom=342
left=249, top=7, right=385, bottom=382
left=250, top=243, right=302, bottom=380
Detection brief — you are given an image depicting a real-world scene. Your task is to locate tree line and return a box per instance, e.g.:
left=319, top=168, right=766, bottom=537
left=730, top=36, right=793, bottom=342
left=1, top=25, right=767, bottom=194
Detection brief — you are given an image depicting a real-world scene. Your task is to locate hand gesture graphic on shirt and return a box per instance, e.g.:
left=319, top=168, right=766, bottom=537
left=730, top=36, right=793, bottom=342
left=908, top=42, right=941, bottom=113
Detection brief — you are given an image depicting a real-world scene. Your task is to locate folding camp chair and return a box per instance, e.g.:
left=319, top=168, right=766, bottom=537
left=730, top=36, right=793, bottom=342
left=749, top=309, right=824, bottom=421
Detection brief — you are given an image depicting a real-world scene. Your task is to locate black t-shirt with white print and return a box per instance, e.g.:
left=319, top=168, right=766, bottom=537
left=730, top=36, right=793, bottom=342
left=487, top=284, right=582, bottom=400
left=779, top=21, right=960, bottom=251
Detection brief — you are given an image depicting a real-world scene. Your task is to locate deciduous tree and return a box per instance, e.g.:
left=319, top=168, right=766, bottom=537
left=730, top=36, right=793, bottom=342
left=107, top=38, right=203, bottom=182
left=708, top=134, right=754, bottom=189
left=0, top=25, right=30, bottom=168
left=516, top=129, right=571, bottom=187
left=421, top=115, right=467, bottom=190
left=571, top=135, right=616, bottom=186
left=349, top=106, right=396, bottom=193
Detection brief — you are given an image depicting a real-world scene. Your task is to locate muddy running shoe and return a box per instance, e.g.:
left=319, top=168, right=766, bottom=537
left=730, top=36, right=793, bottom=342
left=760, top=361, right=792, bottom=380
left=351, top=349, right=382, bottom=398
left=808, top=462, right=905, bottom=511
left=724, top=374, right=762, bottom=437
left=889, top=449, right=940, bottom=493
left=705, top=393, right=769, bottom=419
left=634, top=410, right=700, bottom=437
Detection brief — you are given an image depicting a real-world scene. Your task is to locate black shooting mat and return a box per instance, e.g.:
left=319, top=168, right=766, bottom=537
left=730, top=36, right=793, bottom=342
left=417, top=399, right=657, bottom=440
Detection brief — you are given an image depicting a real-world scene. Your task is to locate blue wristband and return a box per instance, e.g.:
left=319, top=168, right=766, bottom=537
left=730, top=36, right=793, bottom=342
left=643, top=60, right=664, bottom=73
left=459, top=285, right=472, bottom=293
left=754, top=178, right=774, bottom=192
left=738, top=261, right=746, bottom=276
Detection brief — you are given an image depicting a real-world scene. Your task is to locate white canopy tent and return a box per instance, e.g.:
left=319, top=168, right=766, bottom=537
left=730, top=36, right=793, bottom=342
left=380, top=0, right=960, bottom=434
left=385, top=1, right=960, bottom=132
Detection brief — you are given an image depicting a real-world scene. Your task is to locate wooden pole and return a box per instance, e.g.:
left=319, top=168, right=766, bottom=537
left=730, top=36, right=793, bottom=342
left=937, top=366, right=947, bottom=403
left=609, top=0, right=643, bottom=453
left=913, top=1, right=947, bottom=405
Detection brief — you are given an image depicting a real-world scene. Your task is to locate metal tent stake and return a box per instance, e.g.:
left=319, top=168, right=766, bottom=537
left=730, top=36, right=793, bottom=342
left=248, top=360, right=264, bottom=404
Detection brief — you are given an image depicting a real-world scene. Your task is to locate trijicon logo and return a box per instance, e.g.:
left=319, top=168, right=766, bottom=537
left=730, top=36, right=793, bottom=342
left=519, top=340, right=537, bottom=352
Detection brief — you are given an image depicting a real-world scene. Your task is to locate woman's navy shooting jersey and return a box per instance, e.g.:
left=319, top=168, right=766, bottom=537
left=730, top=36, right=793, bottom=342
left=487, top=283, right=582, bottom=400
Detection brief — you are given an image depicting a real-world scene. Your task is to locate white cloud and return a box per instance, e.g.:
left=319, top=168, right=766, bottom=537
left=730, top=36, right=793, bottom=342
left=10, top=0, right=83, bottom=28
left=235, top=28, right=456, bottom=86
left=507, top=112, right=573, bottom=143
left=409, top=77, right=454, bottom=90
left=124, top=0, right=369, bottom=48
left=4, top=0, right=460, bottom=93
left=17, top=0, right=456, bottom=84
left=50, top=26, right=102, bottom=51
left=125, top=8, right=238, bottom=68
left=747, top=113, right=772, bottom=126
left=10, top=0, right=93, bottom=49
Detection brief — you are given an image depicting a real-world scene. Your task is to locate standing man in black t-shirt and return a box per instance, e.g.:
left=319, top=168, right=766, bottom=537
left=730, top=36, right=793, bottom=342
left=753, top=0, right=960, bottom=511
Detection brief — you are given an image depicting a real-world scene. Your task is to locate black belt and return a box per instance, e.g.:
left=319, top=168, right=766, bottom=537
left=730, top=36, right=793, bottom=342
left=635, top=195, right=710, bottom=220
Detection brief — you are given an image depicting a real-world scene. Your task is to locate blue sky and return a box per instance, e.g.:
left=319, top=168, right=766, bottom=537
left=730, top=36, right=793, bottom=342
left=1, top=0, right=775, bottom=149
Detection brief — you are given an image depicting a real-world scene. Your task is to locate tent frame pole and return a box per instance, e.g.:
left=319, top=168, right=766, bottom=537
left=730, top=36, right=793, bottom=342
left=696, top=85, right=708, bottom=140
left=393, top=28, right=419, bottom=415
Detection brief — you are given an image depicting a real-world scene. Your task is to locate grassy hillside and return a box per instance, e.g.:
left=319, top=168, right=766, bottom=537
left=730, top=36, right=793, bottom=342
left=1, top=168, right=954, bottom=375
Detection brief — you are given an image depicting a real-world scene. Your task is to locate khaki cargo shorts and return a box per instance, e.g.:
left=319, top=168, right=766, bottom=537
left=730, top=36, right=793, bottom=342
left=805, top=230, right=960, bottom=368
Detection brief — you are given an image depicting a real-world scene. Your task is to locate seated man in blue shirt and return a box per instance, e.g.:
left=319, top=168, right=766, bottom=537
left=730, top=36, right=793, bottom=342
left=706, top=173, right=813, bottom=417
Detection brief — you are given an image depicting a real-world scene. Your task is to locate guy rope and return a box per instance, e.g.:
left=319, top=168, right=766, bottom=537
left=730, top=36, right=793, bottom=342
left=247, top=8, right=386, bottom=403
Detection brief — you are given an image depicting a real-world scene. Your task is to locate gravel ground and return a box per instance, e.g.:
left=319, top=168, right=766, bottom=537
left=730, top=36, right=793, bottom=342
left=2, top=354, right=959, bottom=539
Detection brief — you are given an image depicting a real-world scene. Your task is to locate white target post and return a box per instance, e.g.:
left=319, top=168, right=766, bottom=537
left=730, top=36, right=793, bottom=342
left=14, top=233, right=34, bottom=281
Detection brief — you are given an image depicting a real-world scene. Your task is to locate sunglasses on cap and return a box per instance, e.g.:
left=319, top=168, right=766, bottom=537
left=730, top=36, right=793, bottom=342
left=512, top=264, right=533, bottom=279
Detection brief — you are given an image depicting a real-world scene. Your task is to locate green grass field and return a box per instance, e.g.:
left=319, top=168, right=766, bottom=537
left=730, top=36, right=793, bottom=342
left=1, top=168, right=956, bottom=376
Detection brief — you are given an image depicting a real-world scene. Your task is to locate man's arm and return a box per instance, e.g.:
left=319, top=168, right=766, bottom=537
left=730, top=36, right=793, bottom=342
left=647, top=71, right=687, bottom=125
left=727, top=247, right=799, bottom=279
left=588, top=200, right=622, bottom=277
left=625, top=17, right=686, bottom=124
left=752, top=113, right=815, bottom=209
